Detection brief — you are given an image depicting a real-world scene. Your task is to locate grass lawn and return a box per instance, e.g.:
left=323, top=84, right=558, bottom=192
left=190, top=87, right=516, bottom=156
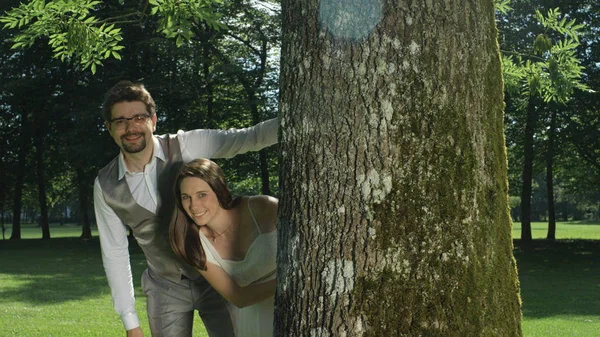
left=0, top=223, right=208, bottom=337
left=1, top=221, right=599, bottom=336
left=512, top=220, right=600, bottom=240
left=511, top=221, right=600, bottom=337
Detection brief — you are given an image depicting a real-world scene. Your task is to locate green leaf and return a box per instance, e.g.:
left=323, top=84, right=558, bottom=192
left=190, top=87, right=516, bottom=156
left=34, top=0, right=45, bottom=11
left=559, top=17, right=566, bottom=28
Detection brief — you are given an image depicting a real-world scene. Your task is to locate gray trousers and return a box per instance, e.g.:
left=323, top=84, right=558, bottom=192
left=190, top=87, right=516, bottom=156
left=141, top=268, right=235, bottom=337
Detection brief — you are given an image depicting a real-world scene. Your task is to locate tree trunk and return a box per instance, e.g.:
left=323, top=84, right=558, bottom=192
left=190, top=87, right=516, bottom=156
left=0, top=163, right=5, bottom=240
left=202, top=35, right=216, bottom=128
left=10, top=112, right=30, bottom=241
left=546, top=110, right=556, bottom=240
left=34, top=123, right=51, bottom=240
left=77, top=167, right=93, bottom=239
left=1, top=199, right=5, bottom=240
left=276, top=1, right=522, bottom=336
left=258, top=149, right=272, bottom=196
left=209, top=41, right=274, bottom=196
left=245, top=84, right=273, bottom=196
left=246, top=89, right=273, bottom=196
left=519, top=96, right=538, bottom=243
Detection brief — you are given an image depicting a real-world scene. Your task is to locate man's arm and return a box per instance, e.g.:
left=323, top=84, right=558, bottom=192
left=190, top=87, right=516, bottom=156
left=93, top=178, right=141, bottom=332
left=178, top=117, right=278, bottom=161
left=126, top=327, right=144, bottom=337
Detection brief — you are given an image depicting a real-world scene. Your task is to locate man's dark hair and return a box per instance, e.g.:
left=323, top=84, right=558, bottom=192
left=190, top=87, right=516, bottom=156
left=101, top=80, right=156, bottom=121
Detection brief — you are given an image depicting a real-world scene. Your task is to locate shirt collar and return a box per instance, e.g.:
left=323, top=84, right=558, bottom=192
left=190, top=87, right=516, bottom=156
left=117, top=136, right=167, bottom=179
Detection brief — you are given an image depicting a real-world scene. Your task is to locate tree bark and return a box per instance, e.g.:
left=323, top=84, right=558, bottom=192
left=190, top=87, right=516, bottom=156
left=519, top=95, right=537, bottom=243
left=276, top=1, right=522, bottom=336
left=546, top=110, right=556, bottom=240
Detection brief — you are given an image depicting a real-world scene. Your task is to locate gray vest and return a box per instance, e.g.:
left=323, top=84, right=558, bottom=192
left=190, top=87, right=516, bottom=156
left=98, top=134, right=201, bottom=282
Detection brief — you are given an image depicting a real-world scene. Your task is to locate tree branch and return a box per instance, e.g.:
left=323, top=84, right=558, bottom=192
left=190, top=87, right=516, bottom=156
left=500, top=49, right=546, bottom=62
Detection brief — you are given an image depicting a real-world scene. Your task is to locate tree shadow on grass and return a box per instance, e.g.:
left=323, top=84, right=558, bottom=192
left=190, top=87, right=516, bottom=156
left=0, top=237, right=147, bottom=305
left=513, top=239, right=600, bottom=318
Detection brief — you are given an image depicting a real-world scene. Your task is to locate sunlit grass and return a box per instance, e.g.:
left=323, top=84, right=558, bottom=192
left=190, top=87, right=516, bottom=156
left=1, top=222, right=98, bottom=239
left=0, top=227, right=208, bottom=337
left=513, top=239, right=600, bottom=337
left=512, top=220, right=600, bottom=240
left=1, top=221, right=599, bottom=336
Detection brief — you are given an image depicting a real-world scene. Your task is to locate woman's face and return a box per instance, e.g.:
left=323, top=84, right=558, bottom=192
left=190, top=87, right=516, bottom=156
left=180, top=177, right=222, bottom=226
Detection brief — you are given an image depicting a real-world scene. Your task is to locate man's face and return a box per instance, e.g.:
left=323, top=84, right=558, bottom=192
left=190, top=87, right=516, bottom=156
left=107, top=101, right=157, bottom=154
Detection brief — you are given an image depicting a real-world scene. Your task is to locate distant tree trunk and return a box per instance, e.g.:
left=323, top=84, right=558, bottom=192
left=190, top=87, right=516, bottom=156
left=246, top=88, right=272, bottom=196
left=249, top=36, right=273, bottom=196
left=0, top=163, right=5, bottom=239
left=34, top=122, right=51, bottom=240
left=520, top=96, right=538, bottom=244
left=208, top=31, right=274, bottom=196
left=276, top=0, right=522, bottom=336
left=76, top=167, right=92, bottom=239
left=257, top=150, right=272, bottom=195
left=10, top=112, right=30, bottom=241
left=546, top=110, right=557, bottom=240
left=245, top=82, right=272, bottom=196
left=1, top=201, right=5, bottom=240
left=202, top=33, right=216, bottom=128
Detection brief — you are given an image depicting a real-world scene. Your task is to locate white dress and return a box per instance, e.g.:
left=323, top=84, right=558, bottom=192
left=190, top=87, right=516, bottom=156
left=199, top=198, right=277, bottom=337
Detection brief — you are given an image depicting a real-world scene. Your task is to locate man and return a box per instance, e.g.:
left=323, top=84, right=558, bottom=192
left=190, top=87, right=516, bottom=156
left=93, top=80, right=278, bottom=337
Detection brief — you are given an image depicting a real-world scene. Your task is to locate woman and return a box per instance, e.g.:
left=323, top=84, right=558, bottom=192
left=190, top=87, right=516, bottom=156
left=169, top=158, right=278, bottom=337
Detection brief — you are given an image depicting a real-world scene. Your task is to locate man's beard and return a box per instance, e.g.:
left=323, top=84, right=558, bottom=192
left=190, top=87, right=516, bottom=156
left=121, top=133, right=146, bottom=153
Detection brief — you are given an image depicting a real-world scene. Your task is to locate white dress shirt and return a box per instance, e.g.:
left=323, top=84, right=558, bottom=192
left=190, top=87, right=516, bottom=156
left=93, top=118, right=278, bottom=330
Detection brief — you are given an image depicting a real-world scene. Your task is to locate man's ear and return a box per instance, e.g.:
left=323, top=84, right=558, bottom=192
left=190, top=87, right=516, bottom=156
left=105, top=121, right=112, bottom=133
left=152, top=114, right=157, bottom=132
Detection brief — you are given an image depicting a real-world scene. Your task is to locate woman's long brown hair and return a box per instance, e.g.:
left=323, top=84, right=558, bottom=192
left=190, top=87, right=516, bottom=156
left=169, top=158, right=239, bottom=271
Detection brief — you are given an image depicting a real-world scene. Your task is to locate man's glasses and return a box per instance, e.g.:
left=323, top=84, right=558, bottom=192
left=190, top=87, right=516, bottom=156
left=110, top=114, right=151, bottom=130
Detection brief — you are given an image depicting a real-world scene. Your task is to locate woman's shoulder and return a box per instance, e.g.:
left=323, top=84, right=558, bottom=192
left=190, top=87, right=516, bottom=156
left=248, top=194, right=278, bottom=206
left=245, top=195, right=278, bottom=231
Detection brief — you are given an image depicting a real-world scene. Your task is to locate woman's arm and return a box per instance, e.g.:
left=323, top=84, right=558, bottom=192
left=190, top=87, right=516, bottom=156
left=200, top=264, right=276, bottom=308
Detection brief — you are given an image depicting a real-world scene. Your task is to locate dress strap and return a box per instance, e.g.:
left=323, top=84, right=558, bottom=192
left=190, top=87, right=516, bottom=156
left=198, top=231, right=221, bottom=265
left=247, top=196, right=262, bottom=234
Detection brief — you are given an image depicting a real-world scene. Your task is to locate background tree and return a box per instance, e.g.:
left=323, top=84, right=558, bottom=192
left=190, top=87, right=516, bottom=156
left=276, top=0, right=521, bottom=335
left=0, top=0, right=281, bottom=237
left=499, top=6, right=589, bottom=243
